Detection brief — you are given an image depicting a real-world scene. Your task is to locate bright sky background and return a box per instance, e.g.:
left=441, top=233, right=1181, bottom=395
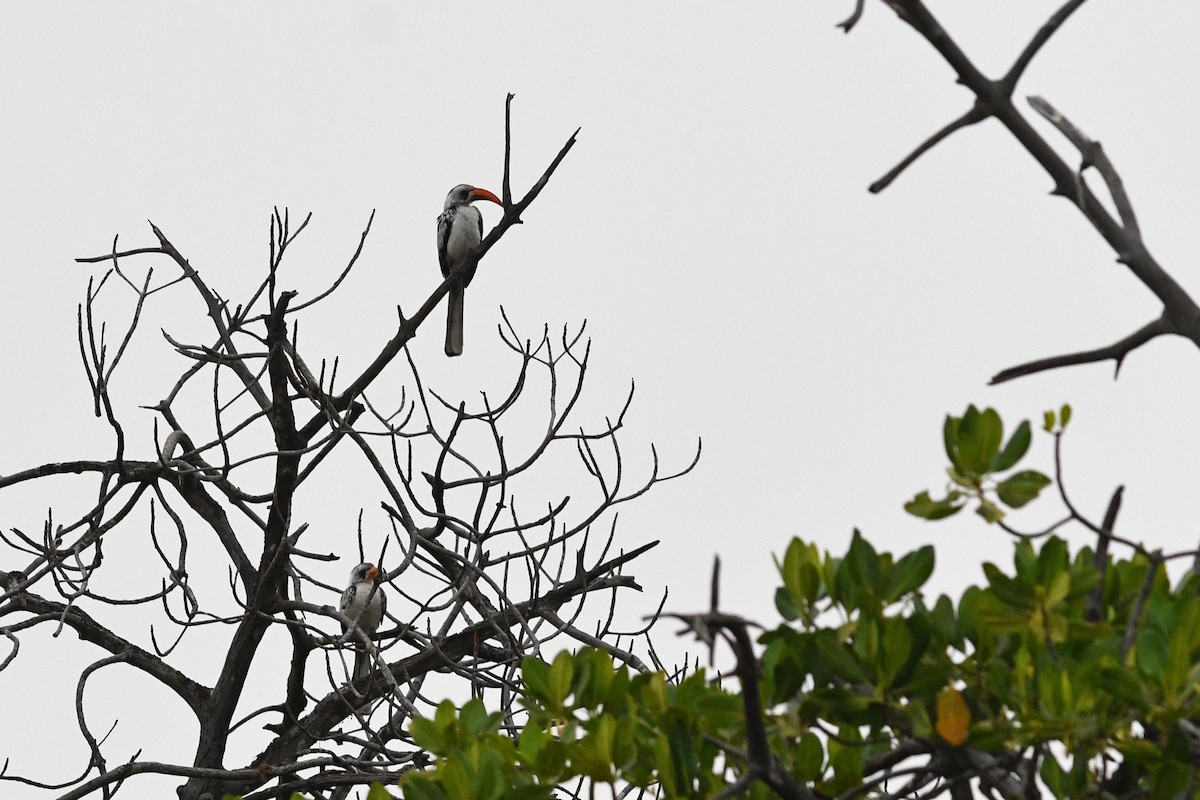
left=4, top=2, right=1200, bottom=796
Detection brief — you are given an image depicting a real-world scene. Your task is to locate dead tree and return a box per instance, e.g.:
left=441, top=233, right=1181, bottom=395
left=0, top=97, right=697, bottom=800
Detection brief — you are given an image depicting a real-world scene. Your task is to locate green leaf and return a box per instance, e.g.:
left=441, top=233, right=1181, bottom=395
left=572, top=716, right=617, bottom=781
left=547, top=651, right=574, bottom=707
left=983, top=563, right=1033, bottom=609
left=903, top=699, right=933, bottom=738
left=474, top=750, right=505, bottom=800
left=845, top=530, right=879, bottom=584
left=578, top=648, right=615, bottom=705
left=1013, top=539, right=1036, bottom=584
left=1150, top=762, right=1189, bottom=800
left=1043, top=409, right=1055, bottom=432
left=398, top=777, right=444, bottom=800
left=1044, top=569, right=1071, bottom=609
left=460, top=698, right=489, bottom=736
left=975, top=498, right=1004, bottom=523
left=778, top=538, right=803, bottom=593
left=976, top=408, right=1004, bottom=468
left=943, top=414, right=962, bottom=471
left=1036, top=536, right=1068, bottom=582
left=815, top=633, right=869, bottom=683
left=441, top=759, right=474, bottom=800
left=883, top=546, right=935, bottom=601
left=823, top=555, right=842, bottom=605
left=1098, top=666, right=1150, bottom=712
left=853, top=615, right=879, bottom=665
left=946, top=467, right=974, bottom=488
left=1040, top=753, right=1066, bottom=799
left=1136, top=628, right=1168, bottom=684
left=824, top=726, right=865, bottom=794
left=930, top=594, right=959, bottom=646
left=777, top=538, right=822, bottom=613
left=995, top=470, right=1051, bottom=508
left=660, top=717, right=697, bottom=798
left=590, top=714, right=617, bottom=771
left=367, top=783, right=397, bottom=800
left=904, top=490, right=964, bottom=520
left=991, top=419, right=1031, bottom=472
left=797, top=560, right=821, bottom=605
left=794, top=732, right=824, bottom=781
left=522, top=658, right=551, bottom=704
left=774, top=586, right=800, bottom=621
left=641, top=672, right=669, bottom=715
left=1115, top=738, right=1162, bottom=766
left=519, top=724, right=547, bottom=761
left=952, top=406, right=981, bottom=474
left=956, top=406, right=1003, bottom=475
left=1060, top=403, right=1072, bottom=428
left=434, top=700, right=457, bottom=730
left=877, top=617, right=913, bottom=690
left=410, top=716, right=443, bottom=753
left=1164, top=621, right=1196, bottom=698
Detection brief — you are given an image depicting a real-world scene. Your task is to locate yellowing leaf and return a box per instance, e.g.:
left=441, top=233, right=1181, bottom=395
left=935, top=688, right=970, bottom=746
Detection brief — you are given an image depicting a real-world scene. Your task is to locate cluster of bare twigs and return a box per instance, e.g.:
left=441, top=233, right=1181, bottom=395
left=0, top=98, right=697, bottom=800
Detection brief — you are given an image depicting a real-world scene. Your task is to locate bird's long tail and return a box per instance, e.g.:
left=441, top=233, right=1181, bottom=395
left=353, top=646, right=369, bottom=683
left=445, top=281, right=465, bottom=357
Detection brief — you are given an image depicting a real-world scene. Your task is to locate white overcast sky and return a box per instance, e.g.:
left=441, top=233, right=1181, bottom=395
left=4, top=2, right=1200, bottom=796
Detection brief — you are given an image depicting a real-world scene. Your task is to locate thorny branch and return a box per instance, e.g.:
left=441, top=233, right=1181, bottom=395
left=852, top=0, right=1199, bottom=383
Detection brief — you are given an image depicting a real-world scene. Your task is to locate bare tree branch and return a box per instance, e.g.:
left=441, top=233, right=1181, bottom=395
left=860, top=0, right=1200, bottom=381
left=870, top=102, right=989, bottom=193
left=990, top=315, right=1171, bottom=384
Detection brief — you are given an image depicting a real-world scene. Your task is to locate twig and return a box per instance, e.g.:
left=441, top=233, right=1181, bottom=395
left=1085, top=485, right=1124, bottom=623
left=869, top=102, right=989, bottom=193
left=837, top=0, right=866, bottom=33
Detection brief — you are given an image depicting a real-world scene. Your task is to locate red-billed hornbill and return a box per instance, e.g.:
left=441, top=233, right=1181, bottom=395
left=339, top=562, right=386, bottom=681
left=438, top=184, right=502, bottom=357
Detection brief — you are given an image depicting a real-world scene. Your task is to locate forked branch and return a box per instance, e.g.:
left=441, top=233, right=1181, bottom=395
left=850, top=0, right=1200, bottom=382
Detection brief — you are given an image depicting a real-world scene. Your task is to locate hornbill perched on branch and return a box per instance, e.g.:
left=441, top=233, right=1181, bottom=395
left=437, top=183, right=502, bottom=357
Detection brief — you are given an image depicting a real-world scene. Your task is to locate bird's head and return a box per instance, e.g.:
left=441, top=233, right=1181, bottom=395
left=350, top=562, right=381, bottom=584
left=444, top=184, right=502, bottom=211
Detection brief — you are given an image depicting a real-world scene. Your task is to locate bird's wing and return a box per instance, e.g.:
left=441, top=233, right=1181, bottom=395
left=339, top=584, right=356, bottom=612
left=339, top=584, right=358, bottom=633
left=458, top=206, right=484, bottom=288
left=437, top=209, right=454, bottom=277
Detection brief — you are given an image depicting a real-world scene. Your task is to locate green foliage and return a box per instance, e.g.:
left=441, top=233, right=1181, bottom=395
left=402, top=698, right=543, bottom=800
left=223, top=791, right=394, bottom=800
left=774, top=528, right=1200, bottom=794
left=396, top=404, right=1197, bottom=799
left=907, top=404, right=1052, bottom=523
left=397, top=650, right=745, bottom=800
left=398, top=537, right=1200, bottom=799
left=1043, top=403, right=1073, bottom=433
